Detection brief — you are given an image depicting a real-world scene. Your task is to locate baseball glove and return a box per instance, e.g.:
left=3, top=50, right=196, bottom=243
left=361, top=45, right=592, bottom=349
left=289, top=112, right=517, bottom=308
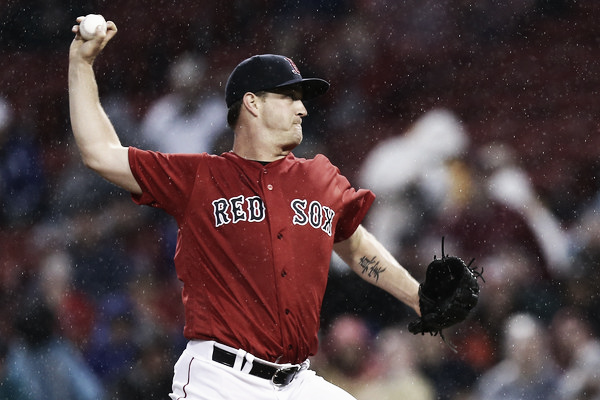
left=408, top=237, right=483, bottom=350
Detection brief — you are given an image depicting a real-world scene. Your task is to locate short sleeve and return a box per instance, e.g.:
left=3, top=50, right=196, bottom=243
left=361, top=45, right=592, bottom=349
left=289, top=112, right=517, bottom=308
left=334, top=187, right=375, bottom=242
left=128, top=147, right=202, bottom=219
left=306, top=154, right=375, bottom=242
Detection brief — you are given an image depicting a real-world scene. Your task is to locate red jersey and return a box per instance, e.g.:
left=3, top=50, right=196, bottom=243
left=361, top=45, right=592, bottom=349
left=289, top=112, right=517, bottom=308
left=128, top=148, right=375, bottom=363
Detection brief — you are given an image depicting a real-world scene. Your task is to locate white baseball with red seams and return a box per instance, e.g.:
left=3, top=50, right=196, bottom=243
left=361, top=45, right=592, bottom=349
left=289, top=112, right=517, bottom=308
left=79, top=14, right=107, bottom=41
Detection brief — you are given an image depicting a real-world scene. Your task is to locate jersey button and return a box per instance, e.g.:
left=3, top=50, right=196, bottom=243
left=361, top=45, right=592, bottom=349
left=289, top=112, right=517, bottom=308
left=285, top=309, right=290, bottom=315
left=281, top=270, right=287, bottom=277
left=267, top=184, right=273, bottom=190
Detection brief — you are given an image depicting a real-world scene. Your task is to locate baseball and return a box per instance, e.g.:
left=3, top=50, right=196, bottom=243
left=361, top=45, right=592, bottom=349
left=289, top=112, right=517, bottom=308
left=79, top=14, right=107, bottom=41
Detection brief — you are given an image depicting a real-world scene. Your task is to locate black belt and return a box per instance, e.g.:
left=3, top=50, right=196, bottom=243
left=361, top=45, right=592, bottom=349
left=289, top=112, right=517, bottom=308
left=211, top=345, right=303, bottom=387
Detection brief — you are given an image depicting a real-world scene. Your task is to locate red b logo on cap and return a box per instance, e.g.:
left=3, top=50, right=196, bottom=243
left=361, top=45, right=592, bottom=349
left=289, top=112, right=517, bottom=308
left=284, top=57, right=301, bottom=76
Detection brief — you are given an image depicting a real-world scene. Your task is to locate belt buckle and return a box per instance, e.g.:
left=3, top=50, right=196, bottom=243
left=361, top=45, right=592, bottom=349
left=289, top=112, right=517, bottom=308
left=271, top=365, right=301, bottom=388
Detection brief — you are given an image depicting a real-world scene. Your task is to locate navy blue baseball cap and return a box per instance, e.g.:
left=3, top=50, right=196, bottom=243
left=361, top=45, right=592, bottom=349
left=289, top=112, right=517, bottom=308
left=225, top=54, right=330, bottom=107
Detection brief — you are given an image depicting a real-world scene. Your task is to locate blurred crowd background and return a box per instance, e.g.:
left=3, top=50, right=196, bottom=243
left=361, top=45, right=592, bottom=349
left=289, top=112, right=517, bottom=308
left=1, top=0, right=599, bottom=399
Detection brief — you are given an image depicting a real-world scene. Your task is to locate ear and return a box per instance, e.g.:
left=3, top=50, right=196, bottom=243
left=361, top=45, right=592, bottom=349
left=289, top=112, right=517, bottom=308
left=242, top=92, right=261, bottom=117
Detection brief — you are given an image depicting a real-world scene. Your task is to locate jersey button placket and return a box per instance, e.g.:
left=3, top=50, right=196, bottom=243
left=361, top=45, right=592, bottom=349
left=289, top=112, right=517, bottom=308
left=262, top=169, right=274, bottom=191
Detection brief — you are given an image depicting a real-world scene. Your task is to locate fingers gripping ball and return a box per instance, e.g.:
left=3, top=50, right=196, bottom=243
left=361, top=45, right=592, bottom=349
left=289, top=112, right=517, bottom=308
left=408, top=237, right=484, bottom=350
left=79, top=14, right=107, bottom=41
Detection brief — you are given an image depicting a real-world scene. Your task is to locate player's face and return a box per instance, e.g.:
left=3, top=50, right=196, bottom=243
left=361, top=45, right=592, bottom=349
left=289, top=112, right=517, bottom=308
left=259, top=87, right=307, bottom=151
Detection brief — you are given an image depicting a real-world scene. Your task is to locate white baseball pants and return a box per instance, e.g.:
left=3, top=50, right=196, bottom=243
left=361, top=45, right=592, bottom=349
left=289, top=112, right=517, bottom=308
left=169, top=341, right=357, bottom=400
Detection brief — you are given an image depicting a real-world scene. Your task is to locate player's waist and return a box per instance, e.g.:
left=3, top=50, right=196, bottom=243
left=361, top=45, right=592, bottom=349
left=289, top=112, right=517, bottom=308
left=186, top=340, right=309, bottom=387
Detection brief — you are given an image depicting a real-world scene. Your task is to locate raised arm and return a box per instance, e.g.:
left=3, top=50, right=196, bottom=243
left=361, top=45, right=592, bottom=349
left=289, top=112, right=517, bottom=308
left=68, top=17, right=141, bottom=195
left=333, top=225, right=421, bottom=315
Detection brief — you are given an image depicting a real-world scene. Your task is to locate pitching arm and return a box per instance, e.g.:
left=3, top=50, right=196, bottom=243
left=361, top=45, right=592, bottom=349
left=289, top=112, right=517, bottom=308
left=333, top=225, right=421, bottom=315
left=68, top=17, right=141, bottom=195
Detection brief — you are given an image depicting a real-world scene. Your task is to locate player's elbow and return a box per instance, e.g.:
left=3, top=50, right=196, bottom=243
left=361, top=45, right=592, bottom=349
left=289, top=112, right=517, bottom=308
left=78, top=143, right=125, bottom=177
left=79, top=149, right=106, bottom=173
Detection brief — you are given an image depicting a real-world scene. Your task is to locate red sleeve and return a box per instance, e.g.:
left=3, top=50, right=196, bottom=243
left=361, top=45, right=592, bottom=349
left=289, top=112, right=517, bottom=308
left=334, top=187, right=375, bottom=242
left=128, top=147, right=202, bottom=220
left=310, top=155, right=375, bottom=242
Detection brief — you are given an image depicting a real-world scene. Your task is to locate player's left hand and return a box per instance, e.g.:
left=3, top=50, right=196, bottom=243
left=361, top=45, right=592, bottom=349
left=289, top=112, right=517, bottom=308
left=408, top=237, right=483, bottom=351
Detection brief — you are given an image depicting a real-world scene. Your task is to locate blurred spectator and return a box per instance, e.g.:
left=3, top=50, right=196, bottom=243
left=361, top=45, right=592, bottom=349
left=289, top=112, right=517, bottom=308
left=0, top=96, right=46, bottom=228
left=5, top=297, right=105, bottom=400
left=359, top=109, right=570, bottom=284
left=481, top=142, right=572, bottom=276
left=103, top=92, right=145, bottom=148
left=38, top=250, right=96, bottom=349
left=315, top=314, right=377, bottom=395
left=564, top=191, right=600, bottom=332
left=416, top=140, right=568, bottom=295
left=140, top=52, right=228, bottom=154
left=354, top=326, right=435, bottom=400
left=358, top=108, right=469, bottom=259
left=474, top=312, right=560, bottom=400
left=568, top=189, right=600, bottom=276
left=0, top=338, right=32, bottom=399
left=127, top=271, right=185, bottom=348
left=417, top=328, right=480, bottom=400
left=85, top=293, right=140, bottom=387
left=473, top=247, right=542, bottom=346
left=550, top=307, right=600, bottom=400
left=111, top=333, right=177, bottom=399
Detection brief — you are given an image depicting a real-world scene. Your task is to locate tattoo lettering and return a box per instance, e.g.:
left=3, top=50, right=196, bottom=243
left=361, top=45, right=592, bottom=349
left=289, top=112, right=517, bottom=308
left=359, top=256, right=387, bottom=282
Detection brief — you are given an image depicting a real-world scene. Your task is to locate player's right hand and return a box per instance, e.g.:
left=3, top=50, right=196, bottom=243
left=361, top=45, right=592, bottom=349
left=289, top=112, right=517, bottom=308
left=70, top=17, right=118, bottom=65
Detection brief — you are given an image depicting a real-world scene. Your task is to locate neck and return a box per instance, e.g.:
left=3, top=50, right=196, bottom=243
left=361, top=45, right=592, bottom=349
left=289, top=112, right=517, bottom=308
left=232, top=145, right=289, bottom=162
left=231, top=132, right=292, bottom=162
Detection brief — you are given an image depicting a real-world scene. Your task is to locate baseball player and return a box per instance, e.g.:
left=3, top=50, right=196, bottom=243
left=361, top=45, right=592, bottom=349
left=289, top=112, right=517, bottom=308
left=69, top=17, right=421, bottom=400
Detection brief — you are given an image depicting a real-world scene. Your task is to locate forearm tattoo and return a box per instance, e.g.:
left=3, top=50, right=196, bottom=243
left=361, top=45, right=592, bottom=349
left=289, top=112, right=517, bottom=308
left=359, top=256, right=387, bottom=282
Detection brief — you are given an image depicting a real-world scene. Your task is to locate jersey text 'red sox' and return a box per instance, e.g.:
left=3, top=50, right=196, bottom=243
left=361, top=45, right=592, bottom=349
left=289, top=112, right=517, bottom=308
left=213, top=196, right=335, bottom=236
left=128, top=148, right=374, bottom=363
